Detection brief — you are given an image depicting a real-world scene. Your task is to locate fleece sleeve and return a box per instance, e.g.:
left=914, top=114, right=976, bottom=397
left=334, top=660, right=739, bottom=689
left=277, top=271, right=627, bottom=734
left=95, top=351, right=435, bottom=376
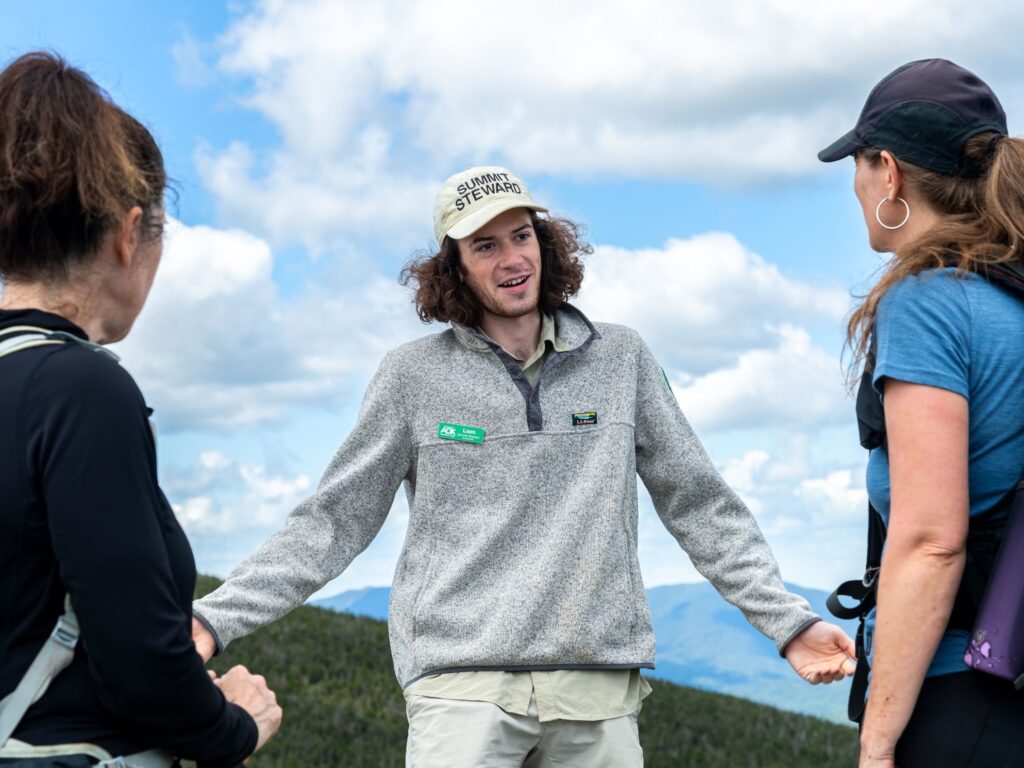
left=33, top=351, right=257, bottom=767
left=194, top=351, right=413, bottom=651
left=631, top=334, right=819, bottom=654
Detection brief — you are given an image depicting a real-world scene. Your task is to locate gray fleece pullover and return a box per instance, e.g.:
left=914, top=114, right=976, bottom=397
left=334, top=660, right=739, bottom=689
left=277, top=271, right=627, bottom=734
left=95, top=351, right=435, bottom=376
left=194, top=305, right=818, bottom=686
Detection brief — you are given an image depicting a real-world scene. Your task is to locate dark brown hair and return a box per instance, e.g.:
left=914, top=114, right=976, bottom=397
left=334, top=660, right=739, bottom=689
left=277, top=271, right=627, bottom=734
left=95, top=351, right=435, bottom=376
left=0, top=51, right=167, bottom=283
left=400, top=211, right=590, bottom=326
left=848, top=132, right=1024, bottom=370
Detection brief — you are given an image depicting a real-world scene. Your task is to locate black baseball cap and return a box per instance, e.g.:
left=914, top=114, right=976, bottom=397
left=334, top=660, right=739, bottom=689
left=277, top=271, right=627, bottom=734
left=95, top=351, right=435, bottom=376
left=818, top=58, right=1007, bottom=176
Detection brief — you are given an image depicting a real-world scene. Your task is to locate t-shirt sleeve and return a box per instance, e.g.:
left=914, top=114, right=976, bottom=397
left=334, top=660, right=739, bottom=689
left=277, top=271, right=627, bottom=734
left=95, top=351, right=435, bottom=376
left=27, top=349, right=257, bottom=766
left=872, top=271, right=971, bottom=399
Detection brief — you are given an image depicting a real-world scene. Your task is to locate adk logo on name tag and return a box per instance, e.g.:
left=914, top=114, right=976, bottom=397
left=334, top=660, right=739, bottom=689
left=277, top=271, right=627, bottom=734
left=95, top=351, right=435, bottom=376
left=437, top=422, right=486, bottom=444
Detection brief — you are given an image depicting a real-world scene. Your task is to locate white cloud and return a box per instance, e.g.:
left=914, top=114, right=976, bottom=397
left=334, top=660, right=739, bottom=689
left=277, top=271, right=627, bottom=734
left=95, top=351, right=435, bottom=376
left=169, top=452, right=311, bottom=535
left=194, top=0, right=1024, bottom=246
left=578, top=231, right=848, bottom=376
left=113, top=218, right=425, bottom=432
left=798, top=468, right=869, bottom=524
left=674, top=325, right=849, bottom=433
left=195, top=140, right=437, bottom=252
left=636, top=437, right=868, bottom=590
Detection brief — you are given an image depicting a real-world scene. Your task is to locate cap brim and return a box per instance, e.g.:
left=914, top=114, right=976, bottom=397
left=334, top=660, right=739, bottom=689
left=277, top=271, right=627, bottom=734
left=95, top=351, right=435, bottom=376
left=818, top=129, right=860, bottom=163
left=445, top=200, right=549, bottom=241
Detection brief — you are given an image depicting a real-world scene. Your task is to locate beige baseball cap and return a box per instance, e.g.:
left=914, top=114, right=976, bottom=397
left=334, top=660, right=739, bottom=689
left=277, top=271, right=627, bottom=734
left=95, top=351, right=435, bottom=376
left=433, top=166, right=548, bottom=245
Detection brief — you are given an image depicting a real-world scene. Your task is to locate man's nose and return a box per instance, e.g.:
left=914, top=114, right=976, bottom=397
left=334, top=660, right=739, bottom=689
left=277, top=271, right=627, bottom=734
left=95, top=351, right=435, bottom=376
left=497, top=241, right=525, bottom=267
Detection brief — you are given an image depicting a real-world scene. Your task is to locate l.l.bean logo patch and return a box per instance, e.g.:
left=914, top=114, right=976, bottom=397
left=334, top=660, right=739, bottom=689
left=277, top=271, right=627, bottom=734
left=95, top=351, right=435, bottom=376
left=437, top=422, right=486, bottom=444
left=572, top=411, right=598, bottom=426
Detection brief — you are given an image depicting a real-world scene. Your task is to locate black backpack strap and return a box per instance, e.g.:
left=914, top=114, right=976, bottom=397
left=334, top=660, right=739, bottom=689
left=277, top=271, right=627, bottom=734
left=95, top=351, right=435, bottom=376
left=855, top=362, right=886, bottom=451
left=948, top=485, right=1014, bottom=631
left=984, top=261, right=1024, bottom=294
left=828, top=499, right=885, bottom=722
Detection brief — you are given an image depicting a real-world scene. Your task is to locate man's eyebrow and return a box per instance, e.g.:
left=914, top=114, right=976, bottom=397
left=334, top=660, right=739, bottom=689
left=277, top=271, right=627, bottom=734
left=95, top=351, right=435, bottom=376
left=472, top=223, right=532, bottom=244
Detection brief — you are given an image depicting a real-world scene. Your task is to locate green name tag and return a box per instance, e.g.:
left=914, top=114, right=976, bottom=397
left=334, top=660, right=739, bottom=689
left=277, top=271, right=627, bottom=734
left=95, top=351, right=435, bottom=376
left=437, top=422, right=485, bottom=444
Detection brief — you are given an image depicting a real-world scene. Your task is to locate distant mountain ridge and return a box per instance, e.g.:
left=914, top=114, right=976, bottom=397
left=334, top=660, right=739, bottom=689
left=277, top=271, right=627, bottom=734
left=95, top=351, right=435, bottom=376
left=315, top=580, right=857, bottom=724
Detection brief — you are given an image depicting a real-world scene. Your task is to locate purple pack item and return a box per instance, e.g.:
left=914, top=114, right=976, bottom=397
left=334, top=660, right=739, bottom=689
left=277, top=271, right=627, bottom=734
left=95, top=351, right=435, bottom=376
left=963, top=484, right=1024, bottom=689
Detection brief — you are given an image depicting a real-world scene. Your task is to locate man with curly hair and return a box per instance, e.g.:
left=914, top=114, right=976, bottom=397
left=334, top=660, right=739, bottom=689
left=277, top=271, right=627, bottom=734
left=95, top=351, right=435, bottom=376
left=192, top=166, right=856, bottom=767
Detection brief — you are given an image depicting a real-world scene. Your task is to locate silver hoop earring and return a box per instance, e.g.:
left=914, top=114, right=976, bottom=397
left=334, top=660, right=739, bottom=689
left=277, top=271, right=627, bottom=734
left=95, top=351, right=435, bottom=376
left=875, top=197, right=910, bottom=230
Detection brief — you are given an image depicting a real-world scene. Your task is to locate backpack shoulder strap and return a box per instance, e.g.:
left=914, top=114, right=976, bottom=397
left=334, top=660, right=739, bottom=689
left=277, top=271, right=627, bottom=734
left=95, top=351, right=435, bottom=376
left=0, top=327, right=121, bottom=747
left=0, top=597, right=80, bottom=746
left=985, top=261, right=1024, bottom=293
left=0, top=326, right=119, bottom=363
left=0, top=326, right=65, bottom=359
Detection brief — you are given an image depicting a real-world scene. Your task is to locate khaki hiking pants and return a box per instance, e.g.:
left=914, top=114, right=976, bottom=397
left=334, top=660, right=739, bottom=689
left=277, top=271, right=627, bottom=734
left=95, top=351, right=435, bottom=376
left=405, top=693, right=643, bottom=768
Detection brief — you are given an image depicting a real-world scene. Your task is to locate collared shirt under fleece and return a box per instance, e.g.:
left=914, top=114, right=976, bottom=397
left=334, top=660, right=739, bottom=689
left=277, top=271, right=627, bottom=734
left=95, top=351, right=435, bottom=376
left=193, top=304, right=819, bottom=696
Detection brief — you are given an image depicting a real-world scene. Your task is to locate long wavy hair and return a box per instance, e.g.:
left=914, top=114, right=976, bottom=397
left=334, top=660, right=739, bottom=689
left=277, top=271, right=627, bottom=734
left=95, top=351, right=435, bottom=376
left=400, top=211, right=590, bottom=327
left=848, top=132, right=1024, bottom=373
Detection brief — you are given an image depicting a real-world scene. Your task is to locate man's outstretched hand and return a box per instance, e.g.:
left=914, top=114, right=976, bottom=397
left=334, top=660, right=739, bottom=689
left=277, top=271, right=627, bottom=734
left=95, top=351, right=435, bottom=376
left=192, top=616, right=216, bottom=663
left=784, top=621, right=857, bottom=684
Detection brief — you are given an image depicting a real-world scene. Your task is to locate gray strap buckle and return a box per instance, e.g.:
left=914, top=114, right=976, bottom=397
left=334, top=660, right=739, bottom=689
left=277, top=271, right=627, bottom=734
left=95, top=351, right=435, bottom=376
left=50, top=616, right=79, bottom=650
left=862, top=566, right=880, bottom=588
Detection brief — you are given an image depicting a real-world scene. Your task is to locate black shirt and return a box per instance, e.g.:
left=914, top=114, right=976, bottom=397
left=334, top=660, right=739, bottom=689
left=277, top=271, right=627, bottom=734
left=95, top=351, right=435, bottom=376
left=0, top=310, right=256, bottom=766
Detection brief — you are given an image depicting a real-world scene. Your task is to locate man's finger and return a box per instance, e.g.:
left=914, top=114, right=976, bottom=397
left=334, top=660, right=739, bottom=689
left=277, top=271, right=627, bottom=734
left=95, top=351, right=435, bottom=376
left=838, top=631, right=856, bottom=658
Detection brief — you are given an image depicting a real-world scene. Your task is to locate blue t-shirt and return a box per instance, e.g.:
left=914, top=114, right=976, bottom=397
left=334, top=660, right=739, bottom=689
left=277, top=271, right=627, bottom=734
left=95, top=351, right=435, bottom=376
left=865, top=267, right=1024, bottom=676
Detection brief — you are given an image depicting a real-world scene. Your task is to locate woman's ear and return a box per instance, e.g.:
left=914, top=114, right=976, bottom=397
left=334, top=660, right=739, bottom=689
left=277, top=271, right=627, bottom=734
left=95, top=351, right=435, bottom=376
left=878, top=150, right=904, bottom=201
left=113, top=206, right=145, bottom=267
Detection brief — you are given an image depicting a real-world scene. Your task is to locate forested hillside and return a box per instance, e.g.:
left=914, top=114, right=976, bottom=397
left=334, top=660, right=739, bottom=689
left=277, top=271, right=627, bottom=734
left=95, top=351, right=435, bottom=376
left=191, top=576, right=858, bottom=767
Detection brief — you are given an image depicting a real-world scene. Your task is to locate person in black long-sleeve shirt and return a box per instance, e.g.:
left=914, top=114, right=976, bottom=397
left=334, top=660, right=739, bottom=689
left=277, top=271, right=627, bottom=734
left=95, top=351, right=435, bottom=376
left=0, top=52, right=281, bottom=767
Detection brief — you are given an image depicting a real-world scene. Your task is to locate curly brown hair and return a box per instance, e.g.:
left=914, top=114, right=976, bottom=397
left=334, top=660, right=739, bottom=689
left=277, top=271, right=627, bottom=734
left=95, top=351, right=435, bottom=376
left=400, top=211, right=590, bottom=326
left=848, top=132, right=1024, bottom=375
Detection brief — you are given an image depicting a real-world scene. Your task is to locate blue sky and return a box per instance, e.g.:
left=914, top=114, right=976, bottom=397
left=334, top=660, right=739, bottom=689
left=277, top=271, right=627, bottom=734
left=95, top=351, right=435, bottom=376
left=6, top=1, right=1023, bottom=598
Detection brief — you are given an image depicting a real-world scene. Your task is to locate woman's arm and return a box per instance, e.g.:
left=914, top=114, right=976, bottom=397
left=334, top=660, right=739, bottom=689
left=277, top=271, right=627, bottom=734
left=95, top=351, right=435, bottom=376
left=859, top=379, right=969, bottom=767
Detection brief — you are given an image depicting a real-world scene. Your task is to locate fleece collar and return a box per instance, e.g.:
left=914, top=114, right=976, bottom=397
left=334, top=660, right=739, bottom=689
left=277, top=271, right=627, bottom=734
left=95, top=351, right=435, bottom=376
left=452, top=303, right=599, bottom=354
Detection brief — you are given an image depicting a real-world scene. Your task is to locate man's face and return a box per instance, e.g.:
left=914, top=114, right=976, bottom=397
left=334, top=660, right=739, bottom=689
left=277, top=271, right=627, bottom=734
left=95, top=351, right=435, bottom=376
left=455, top=207, right=542, bottom=322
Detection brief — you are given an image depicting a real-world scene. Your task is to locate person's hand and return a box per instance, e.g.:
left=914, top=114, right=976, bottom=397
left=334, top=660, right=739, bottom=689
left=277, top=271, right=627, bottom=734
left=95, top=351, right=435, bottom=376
left=192, top=617, right=216, bottom=663
left=783, top=621, right=857, bottom=684
left=215, top=665, right=283, bottom=754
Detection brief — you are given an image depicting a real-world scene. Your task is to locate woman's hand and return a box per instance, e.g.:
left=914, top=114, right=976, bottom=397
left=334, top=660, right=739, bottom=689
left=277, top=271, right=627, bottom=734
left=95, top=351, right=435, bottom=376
left=783, top=620, right=857, bottom=684
left=215, top=665, right=283, bottom=754
left=192, top=617, right=216, bottom=663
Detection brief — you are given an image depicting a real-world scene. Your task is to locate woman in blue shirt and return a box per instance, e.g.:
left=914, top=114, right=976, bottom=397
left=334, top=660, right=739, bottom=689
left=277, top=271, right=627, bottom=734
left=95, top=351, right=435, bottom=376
left=820, top=59, right=1024, bottom=767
